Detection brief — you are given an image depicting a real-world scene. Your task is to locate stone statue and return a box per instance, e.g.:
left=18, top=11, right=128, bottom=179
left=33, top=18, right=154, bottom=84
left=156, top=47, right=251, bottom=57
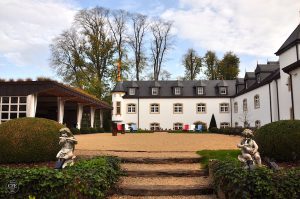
left=54, top=127, right=78, bottom=169
left=237, top=129, right=261, bottom=170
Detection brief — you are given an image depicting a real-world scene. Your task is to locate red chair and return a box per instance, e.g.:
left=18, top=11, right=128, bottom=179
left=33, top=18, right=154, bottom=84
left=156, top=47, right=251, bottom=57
left=117, top=124, right=124, bottom=133
left=183, top=124, right=189, bottom=131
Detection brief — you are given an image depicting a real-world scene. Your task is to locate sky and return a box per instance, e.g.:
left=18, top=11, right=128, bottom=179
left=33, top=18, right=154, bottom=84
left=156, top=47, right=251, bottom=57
left=0, top=0, right=300, bottom=80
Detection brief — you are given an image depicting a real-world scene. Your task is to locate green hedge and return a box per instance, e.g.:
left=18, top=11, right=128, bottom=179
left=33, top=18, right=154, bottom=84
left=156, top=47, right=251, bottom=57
left=0, top=156, right=121, bottom=199
left=254, top=120, right=300, bottom=161
left=209, top=127, right=253, bottom=135
left=0, top=118, right=64, bottom=163
left=210, top=160, right=300, bottom=199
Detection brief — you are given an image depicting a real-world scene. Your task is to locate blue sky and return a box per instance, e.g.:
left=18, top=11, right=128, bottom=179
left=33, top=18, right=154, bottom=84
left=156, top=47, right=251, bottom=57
left=0, top=0, right=300, bottom=80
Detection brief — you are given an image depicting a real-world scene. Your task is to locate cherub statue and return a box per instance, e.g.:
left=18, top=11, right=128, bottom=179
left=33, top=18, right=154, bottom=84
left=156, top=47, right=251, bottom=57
left=237, top=129, right=261, bottom=169
left=54, top=127, right=78, bottom=169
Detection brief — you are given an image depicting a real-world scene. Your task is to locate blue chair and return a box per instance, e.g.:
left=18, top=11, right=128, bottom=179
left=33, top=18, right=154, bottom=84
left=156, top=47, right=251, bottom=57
left=196, top=124, right=203, bottom=132
left=131, top=124, right=138, bottom=132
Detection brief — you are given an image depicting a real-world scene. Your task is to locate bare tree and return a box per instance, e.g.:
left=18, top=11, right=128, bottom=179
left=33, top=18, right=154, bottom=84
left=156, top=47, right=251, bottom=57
left=182, top=48, right=202, bottom=80
left=239, top=110, right=252, bottom=127
left=108, top=9, right=129, bottom=81
left=129, top=13, right=148, bottom=81
left=150, top=20, right=172, bottom=80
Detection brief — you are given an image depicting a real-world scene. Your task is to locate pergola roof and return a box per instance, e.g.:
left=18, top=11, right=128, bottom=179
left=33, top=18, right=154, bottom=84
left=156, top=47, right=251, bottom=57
left=0, top=80, right=112, bottom=109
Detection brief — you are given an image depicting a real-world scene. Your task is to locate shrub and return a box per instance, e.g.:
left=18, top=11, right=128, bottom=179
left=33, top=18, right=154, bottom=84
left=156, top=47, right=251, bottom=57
left=209, top=127, right=219, bottom=133
left=209, top=114, right=217, bottom=131
left=0, top=156, right=121, bottom=198
left=70, top=128, right=80, bottom=135
left=0, top=118, right=64, bottom=163
left=80, top=127, right=90, bottom=134
left=96, top=127, right=105, bottom=133
left=89, top=127, right=97, bottom=134
left=254, top=120, right=300, bottom=161
left=210, top=160, right=300, bottom=199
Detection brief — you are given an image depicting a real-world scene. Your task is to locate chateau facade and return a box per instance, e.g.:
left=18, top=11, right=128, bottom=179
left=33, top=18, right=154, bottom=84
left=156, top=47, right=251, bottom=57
left=111, top=24, right=300, bottom=130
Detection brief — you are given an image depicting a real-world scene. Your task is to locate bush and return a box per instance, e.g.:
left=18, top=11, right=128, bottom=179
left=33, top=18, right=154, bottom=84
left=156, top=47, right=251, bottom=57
left=0, top=118, right=64, bottom=163
left=210, top=160, right=300, bottom=199
left=0, top=156, right=121, bottom=198
left=80, top=127, right=90, bottom=134
left=209, top=127, right=219, bottom=133
left=254, top=120, right=300, bottom=162
left=70, top=128, right=80, bottom=135
left=89, top=127, right=97, bottom=134
left=96, top=127, right=105, bottom=133
left=209, top=114, right=217, bottom=131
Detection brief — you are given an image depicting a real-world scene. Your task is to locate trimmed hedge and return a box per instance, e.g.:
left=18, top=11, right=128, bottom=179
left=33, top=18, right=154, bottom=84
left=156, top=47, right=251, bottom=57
left=79, top=127, right=105, bottom=134
left=254, top=120, right=300, bottom=161
left=210, top=160, right=300, bottom=199
left=0, top=156, right=121, bottom=198
left=0, top=118, right=64, bottom=163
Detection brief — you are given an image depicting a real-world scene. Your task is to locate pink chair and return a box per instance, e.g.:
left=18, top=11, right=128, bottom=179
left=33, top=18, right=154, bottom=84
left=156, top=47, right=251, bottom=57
left=183, top=124, right=189, bottom=131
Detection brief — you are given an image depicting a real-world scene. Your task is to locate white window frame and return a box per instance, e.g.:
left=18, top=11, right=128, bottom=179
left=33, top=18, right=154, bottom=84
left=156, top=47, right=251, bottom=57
left=127, top=104, right=136, bottom=113
left=173, top=103, right=183, bottom=114
left=150, top=123, right=160, bottom=131
left=220, top=122, right=230, bottom=128
left=173, top=123, right=183, bottom=130
left=243, top=99, right=247, bottom=112
left=220, top=87, right=227, bottom=95
left=116, top=101, right=121, bottom=115
left=174, top=87, right=181, bottom=95
left=129, top=88, right=135, bottom=95
left=234, top=102, right=238, bottom=113
left=150, top=103, right=159, bottom=114
left=0, top=96, right=27, bottom=124
left=152, top=88, right=159, bottom=95
left=196, top=103, right=206, bottom=113
left=220, top=103, right=229, bottom=113
left=254, top=95, right=260, bottom=109
left=197, top=87, right=204, bottom=95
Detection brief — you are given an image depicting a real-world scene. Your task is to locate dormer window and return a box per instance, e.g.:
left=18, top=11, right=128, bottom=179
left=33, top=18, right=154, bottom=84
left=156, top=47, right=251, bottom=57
left=257, top=74, right=261, bottom=83
left=129, top=88, right=135, bottom=95
left=174, top=87, right=181, bottom=95
left=152, top=88, right=159, bottom=95
left=197, top=87, right=204, bottom=95
left=220, top=87, right=227, bottom=95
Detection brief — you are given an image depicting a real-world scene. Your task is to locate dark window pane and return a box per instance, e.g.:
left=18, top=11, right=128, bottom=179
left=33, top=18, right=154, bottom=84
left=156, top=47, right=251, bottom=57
left=20, top=97, right=26, bottom=103
left=11, top=105, right=17, bottom=111
left=2, top=105, right=9, bottom=111
left=19, top=105, right=26, bottom=111
left=1, top=113, right=8, bottom=119
left=10, top=113, right=17, bottom=119
left=19, top=113, right=26, bottom=118
left=2, top=97, right=9, bottom=103
left=11, top=97, right=18, bottom=103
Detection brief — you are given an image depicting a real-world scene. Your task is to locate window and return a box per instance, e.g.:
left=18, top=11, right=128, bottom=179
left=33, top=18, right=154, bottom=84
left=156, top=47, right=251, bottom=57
left=220, top=103, right=229, bottom=113
left=197, top=87, right=204, bottom=95
left=235, top=122, right=239, bottom=127
left=127, top=104, right=136, bottom=113
left=254, top=95, right=260, bottom=109
left=220, top=122, right=230, bottom=128
left=244, top=121, right=249, bottom=128
left=234, top=102, right=238, bottom=113
left=0, top=96, right=27, bottom=124
left=173, top=103, right=183, bottom=114
left=220, top=87, right=227, bottom=95
left=150, top=103, right=159, bottom=113
left=129, top=88, right=135, bottom=95
left=150, top=123, right=160, bottom=131
left=152, top=88, right=159, bottom=95
left=255, top=120, right=261, bottom=128
left=116, top=101, right=121, bottom=115
left=174, top=87, right=181, bottom=95
left=196, top=103, right=206, bottom=113
left=173, top=123, right=183, bottom=130
left=243, top=99, right=247, bottom=112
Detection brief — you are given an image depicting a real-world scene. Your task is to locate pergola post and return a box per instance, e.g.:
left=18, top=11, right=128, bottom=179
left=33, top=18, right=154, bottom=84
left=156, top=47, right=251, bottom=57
left=57, top=97, right=65, bottom=124
left=26, top=94, right=37, bottom=117
left=100, top=109, right=103, bottom=128
left=76, top=104, right=83, bottom=129
left=90, top=107, right=95, bottom=128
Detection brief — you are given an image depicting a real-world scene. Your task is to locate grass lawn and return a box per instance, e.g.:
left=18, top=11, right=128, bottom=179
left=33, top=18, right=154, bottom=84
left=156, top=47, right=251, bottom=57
left=197, top=149, right=240, bottom=168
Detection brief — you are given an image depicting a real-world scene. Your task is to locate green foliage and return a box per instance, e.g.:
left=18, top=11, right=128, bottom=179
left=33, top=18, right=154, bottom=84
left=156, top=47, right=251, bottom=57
left=0, top=156, right=121, bottom=199
left=197, top=150, right=240, bottom=168
left=209, top=114, right=217, bottom=131
left=70, top=128, right=81, bottom=135
left=210, top=160, right=300, bottom=199
left=0, top=118, right=64, bottom=163
left=79, top=127, right=103, bottom=134
left=182, top=48, right=202, bottom=80
left=218, top=127, right=246, bottom=135
left=218, top=52, right=240, bottom=80
left=254, top=120, right=300, bottom=161
left=194, top=121, right=208, bottom=131
left=203, top=50, right=219, bottom=80
left=209, top=127, right=219, bottom=133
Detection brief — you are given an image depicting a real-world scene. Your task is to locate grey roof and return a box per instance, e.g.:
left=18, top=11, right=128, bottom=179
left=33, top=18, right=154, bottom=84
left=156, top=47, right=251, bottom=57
left=195, top=80, right=207, bottom=87
left=151, top=81, right=161, bottom=87
left=173, top=80, right=184, bottom=87
left=128, top=81, right=139, bottom=88
left=236, top=78, right=244, bottom=84
left=114, top=80, right=236, bottom=97
left=112, top=82, right=126, bottom=92
left=245, top=72, right=255, bottom=79
left=255, top=62, right=279, bottom=74
left=275, top=24, right=300, bottom=55
left=216, top=80, right=228, bottom=87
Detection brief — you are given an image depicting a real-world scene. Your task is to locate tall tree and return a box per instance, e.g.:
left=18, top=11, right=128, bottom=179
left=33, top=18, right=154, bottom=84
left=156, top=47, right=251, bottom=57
left=203, top=51, right=219, bottom=80
left=129, top=13, right=148, bottom=81
left=218, top=52, right=240, bottom=80
left=182, top=48, right=202, bottom=80
left=150, top=20, right=172, bottom=80
left=108, top=9, right=129, bottom=81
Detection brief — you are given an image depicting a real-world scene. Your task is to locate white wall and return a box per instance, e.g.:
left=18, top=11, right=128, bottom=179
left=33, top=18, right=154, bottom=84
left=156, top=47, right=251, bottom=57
left=111, top=92, right=125, bottom=122
left=292, top=67, right=300, bottom=119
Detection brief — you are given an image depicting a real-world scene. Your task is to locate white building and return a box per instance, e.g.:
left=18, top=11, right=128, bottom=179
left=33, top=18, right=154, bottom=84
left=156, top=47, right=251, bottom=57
left=111, top=24, right=300, bottom=130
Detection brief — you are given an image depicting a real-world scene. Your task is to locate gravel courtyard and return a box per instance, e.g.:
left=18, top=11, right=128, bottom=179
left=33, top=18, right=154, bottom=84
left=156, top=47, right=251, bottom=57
left=75, top=132, right=240, bottom=154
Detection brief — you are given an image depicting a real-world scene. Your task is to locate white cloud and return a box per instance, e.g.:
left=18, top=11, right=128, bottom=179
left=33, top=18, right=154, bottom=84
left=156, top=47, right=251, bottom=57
left=0, top=0, right=77, bottom=68
left=161, top=0, right=300, bottom=58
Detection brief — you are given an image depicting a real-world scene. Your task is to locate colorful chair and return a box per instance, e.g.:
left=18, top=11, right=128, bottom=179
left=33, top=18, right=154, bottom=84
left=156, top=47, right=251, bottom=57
left=183, top=124, right=189, bottom=131
left=196, top=124, right=203, bottom=132
left=131, top=124, right=138, bottom=132
left=190, top=124, right=196, bottom=131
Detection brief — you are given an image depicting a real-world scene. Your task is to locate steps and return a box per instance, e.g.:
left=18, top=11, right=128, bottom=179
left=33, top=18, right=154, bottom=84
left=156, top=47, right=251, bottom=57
left=109, top=153, right=214, bottom=198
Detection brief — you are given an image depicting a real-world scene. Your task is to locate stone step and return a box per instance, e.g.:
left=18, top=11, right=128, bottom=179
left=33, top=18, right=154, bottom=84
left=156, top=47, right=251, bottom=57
left=116, top=185, right=213, bottom=196
left=124, top=169, right=207, bottom=177
left=122, top=163, right=201, bottom=171
left=121, top=157, right=201, bottom=164
left=109, top=195, right=216, bottom=199
left=119, top=176, right=210, bottom=186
